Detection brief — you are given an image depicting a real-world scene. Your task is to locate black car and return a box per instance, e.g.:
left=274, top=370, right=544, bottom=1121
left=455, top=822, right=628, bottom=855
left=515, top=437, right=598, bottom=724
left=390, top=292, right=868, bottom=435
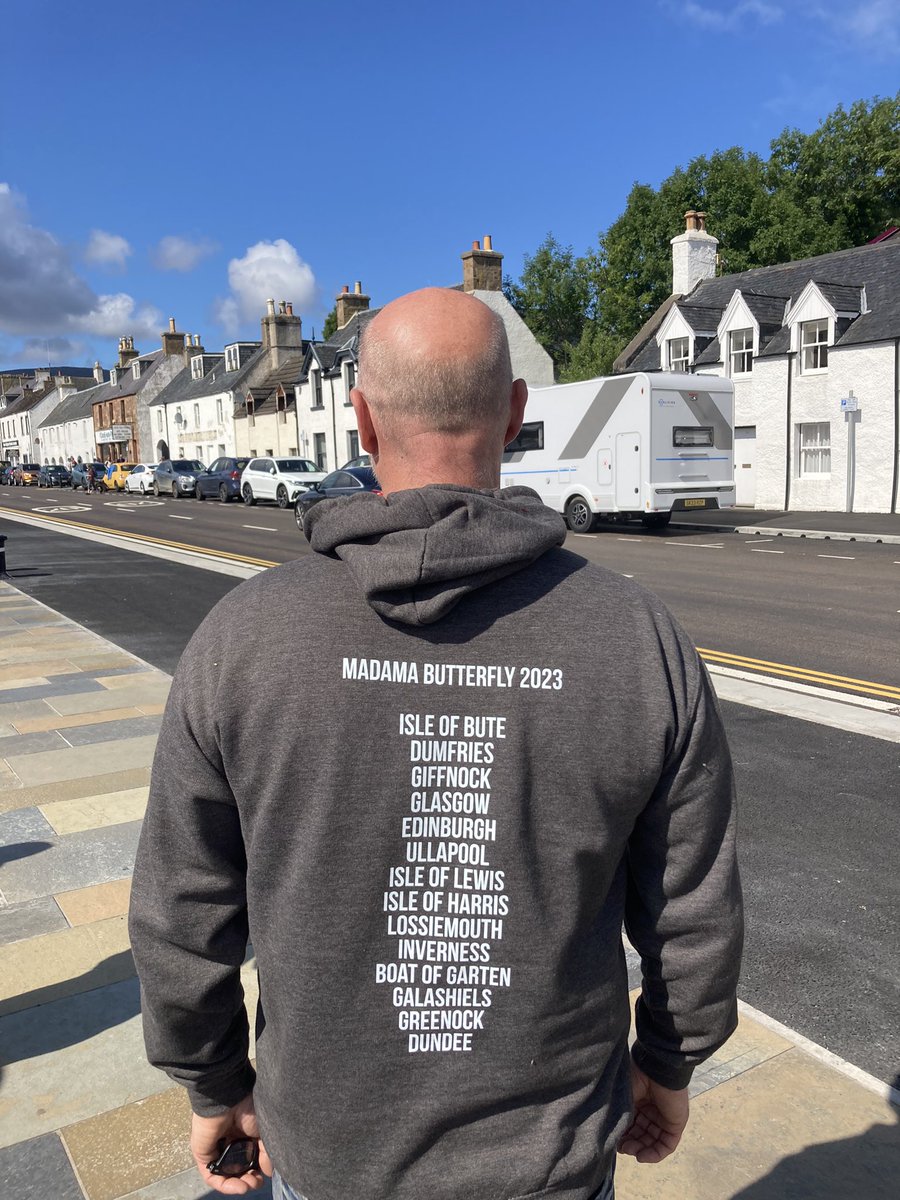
left=194, top=456, right=252, bottom=502
left=38, top=464, right=71, bottom=487
left=154, top=459, right=205, bottom=498
left=71, top=462, right=106, bottom=490
left=294, top=467, right=381, bottom=532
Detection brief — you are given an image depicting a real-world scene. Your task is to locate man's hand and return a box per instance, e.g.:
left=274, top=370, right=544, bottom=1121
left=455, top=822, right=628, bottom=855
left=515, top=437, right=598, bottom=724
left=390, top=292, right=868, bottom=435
left=189, top=1093, right=273, bottom=1194
left=617, top=1060, right=689, bottom=1164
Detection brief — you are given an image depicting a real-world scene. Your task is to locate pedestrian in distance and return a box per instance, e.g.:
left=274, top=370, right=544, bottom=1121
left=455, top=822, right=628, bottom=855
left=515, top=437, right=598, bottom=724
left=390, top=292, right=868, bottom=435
left=130, top=287, right=743, bottom=1200
left=85, top=463, right=95, bottom=494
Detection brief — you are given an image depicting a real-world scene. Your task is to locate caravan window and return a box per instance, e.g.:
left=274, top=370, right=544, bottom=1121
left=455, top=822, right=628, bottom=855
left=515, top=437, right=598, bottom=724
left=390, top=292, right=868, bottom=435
left=673, top=426, right=713, bottom=447
left=505, top=422, right=544, bottom=453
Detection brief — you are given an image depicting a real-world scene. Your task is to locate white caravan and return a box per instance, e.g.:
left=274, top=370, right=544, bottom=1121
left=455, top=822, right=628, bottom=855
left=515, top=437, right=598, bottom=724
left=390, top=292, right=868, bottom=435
left=501, top=371, right=735, bottom=531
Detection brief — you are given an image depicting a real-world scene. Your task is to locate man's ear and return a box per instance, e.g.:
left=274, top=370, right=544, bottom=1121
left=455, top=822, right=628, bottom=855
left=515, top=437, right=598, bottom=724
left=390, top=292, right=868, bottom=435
left=351, top=388, right=379, bottom=461
left=502, top=378, right=528, bottom=449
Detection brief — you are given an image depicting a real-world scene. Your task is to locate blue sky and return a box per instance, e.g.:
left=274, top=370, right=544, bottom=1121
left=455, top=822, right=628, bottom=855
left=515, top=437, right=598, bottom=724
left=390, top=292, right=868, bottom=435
left=2, top=0, right=898, bottom=370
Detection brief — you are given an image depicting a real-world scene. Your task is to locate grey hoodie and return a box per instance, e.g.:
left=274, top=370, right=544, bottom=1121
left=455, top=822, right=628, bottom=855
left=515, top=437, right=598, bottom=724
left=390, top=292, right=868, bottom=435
left=130, top=484, right=742, bottom=1200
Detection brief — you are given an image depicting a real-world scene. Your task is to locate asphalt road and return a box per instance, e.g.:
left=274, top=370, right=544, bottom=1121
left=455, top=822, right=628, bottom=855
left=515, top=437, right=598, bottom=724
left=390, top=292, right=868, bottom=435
left=1, top=516, right=897, bottom=1086
left=2, top=484, right=898, bottom=692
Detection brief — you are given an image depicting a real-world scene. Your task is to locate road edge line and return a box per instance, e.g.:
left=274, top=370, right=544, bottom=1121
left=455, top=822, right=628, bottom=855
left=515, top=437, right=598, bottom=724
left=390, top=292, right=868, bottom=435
left=736, top=999, right=900, bottom=1107
left=0, top=510, right=268, bottom=579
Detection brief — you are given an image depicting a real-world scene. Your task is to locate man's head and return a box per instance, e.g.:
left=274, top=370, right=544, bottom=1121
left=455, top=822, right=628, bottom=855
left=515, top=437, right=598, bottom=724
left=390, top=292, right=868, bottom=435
left=351, top=287, right=526, bottom=492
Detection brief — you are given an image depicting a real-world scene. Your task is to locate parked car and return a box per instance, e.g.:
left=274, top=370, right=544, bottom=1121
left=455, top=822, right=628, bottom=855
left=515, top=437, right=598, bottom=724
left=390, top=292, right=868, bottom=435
left=38, top=464, right=71, bottom=487
left=294, top=467, right=382, bottom=532
left=240, top=457, right=326, bottom=508
left=123, top=464, right=159, bottom=495
left=13, top=462, right=41, bottom=486
left=153, top=459, right=205, bottom=498
left=341, top=454, right=372, bottom=470
left=71, top=461, right=106, bottom=490
left=102, top=462, right=137, bottom=492
left=0, top=464, right=14, bottom=484
left=194, top=456, right=253, bottom=502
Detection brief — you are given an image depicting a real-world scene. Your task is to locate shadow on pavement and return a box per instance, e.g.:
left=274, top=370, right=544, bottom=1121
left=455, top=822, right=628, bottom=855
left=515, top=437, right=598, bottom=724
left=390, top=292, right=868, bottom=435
left=0, top=840, right=54, bottom=866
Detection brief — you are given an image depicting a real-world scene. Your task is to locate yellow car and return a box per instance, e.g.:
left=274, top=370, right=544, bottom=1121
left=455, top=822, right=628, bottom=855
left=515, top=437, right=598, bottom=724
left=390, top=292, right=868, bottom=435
left=102, top=463, right=137, bottom=492
left=14, top=463, right=41, bottom=485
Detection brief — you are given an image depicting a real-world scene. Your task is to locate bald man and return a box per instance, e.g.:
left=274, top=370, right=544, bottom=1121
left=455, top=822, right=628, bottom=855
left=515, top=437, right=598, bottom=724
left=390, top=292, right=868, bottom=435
left=131, top=288, right=742, bottom=1200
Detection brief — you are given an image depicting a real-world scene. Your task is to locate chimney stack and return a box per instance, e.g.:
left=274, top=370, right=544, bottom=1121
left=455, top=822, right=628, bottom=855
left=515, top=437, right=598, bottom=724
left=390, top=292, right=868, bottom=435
left=461, top=235, right=503, bottom=292
left=335, top=281, right=371, bottom=330
left=161, top=317, right=187, bottom=356
left=670, top=210, right=718, bottom=296
left=183, top=332, right=206, bottom=365
left=93, top=360, right=104, bottom=384
left=117, top=335, right=139, bottom=368
left=261, top=298, right=302, bottom=366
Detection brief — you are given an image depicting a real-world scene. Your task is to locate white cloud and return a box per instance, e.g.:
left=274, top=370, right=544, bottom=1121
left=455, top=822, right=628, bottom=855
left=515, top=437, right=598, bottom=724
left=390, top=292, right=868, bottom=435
left=0, top=184, right=162, bottom=349
left=818, top=1, right=900, bottom=55
left=84, top=229, right=132, bottom=270
left=153, top=235, right=218, bottom=272
left=679, top=1, right=782, bottom=30
left=21, top=335, right=88, bottom=363
left=215, top=239, right=316, bottom=335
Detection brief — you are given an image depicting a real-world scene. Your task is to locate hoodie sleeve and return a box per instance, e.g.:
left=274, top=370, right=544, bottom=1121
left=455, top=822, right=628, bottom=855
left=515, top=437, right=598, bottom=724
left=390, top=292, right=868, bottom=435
left=128, top=627, right=255, bottom=1117
left=624, top=652, right=744, bottom=1091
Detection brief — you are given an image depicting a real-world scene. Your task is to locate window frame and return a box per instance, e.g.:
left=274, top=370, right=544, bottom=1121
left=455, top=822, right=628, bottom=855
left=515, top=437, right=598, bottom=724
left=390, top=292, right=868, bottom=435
left=729, top=328, right=754, bottom=377
left=667, top=337, right=690, bottom=373
left=797, top=421, right=831, bottom=478
left=801, top=319, right=829, bottom=374
left=504, top=421, right=544, bottom=453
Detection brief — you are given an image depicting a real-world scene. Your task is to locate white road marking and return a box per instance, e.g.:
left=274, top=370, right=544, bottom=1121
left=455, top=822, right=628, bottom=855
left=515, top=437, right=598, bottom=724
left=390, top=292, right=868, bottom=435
left=665, top=542, right=723, bottom=549
left=621, top=573, right=634, bottom=578
left=573, top=533, right=593, bottom=539
left=243, top=524, right=277, bottom=532
left=745, top=538, right=772, bottom=543
left=818, top=554, right=855, bottom=560
left=749, top=548, right=784, bottom=554
left=616, top=537, right=644, bottom=542
left=169, top=515, right=193, bottom=520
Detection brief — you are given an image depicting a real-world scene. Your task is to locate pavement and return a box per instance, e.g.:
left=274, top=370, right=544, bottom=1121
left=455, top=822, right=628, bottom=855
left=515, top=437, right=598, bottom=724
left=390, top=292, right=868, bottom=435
left=667, top=506, right=900, bottom=543
left=0, top=582, right=897, bottom=1200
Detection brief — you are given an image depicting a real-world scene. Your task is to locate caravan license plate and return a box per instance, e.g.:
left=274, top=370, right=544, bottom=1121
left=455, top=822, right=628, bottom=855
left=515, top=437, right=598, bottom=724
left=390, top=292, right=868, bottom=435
left=683, top=498, right=707, bottom=508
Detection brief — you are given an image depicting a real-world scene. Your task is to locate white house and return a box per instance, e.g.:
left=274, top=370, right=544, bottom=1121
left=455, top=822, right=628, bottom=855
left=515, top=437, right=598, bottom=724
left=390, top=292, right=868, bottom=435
left=1, top=368, right=105, bottom=464
left=294, top=239, right=556, bottom=473
left=615, top=212, right=900, bottom=513
left=38, top=380, right=107, bottom=465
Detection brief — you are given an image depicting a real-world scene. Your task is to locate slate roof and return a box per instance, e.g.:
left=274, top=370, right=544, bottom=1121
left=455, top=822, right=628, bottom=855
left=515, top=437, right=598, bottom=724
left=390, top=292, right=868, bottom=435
left=150, top=346, right=267, bottom=408
left=300, top=309, right=381, bottom=381
left=38, top=381, right=109, bottom=428
left=740, top=293, right=790, bottom=326
left=672, top=305, right=722, bottom=333
left=85, top=352, right=170, bottom=406
left=616, top=237, right=900, bottom=372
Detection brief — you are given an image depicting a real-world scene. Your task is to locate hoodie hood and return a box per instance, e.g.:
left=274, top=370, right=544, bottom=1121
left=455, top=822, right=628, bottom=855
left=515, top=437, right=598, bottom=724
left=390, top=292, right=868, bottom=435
left=304, top=484, right=566, bottom=626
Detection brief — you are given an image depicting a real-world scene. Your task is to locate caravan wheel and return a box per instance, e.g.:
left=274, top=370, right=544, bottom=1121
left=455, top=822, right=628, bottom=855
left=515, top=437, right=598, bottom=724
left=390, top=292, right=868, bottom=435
left=564, top=497, right=594, bottom=533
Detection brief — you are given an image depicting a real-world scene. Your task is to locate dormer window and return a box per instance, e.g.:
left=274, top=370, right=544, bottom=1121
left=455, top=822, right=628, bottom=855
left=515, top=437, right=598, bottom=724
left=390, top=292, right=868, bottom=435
left=667, top=337, right=690, bottom=372
left=801, top=319, right=828, bottom=372
left=132, top=360, right=142, bottom=381
left=729, top=328, right=753, bottom=376
left=225, top=346, right=239, bottom=372
left=110, top=368, right=118, bottom=386
left=191, top=356, right=205, bottom=381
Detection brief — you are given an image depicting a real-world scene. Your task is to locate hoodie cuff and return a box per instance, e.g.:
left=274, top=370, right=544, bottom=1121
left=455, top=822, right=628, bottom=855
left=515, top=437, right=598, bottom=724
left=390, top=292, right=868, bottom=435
left=186, top=1061, right=257, bottom=1118
left=630, top=1041, right=694, bottom=1091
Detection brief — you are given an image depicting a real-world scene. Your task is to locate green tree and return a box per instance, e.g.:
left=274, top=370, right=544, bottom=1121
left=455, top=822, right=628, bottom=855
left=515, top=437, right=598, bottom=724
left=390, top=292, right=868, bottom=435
left=507, top=92, right=900, bottom=381
left=322, top=306, right=337, bottom=340
left=503, top=234, right=593, bottom=377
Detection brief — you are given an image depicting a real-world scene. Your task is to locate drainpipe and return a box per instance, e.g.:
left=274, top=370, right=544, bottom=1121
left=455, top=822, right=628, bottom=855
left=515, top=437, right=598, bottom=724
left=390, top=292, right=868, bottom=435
left=892, top=337, right=900, bottom=514
left=783, top=353, right=793, bottom=511
left=330, top=379, right=337, bottom=471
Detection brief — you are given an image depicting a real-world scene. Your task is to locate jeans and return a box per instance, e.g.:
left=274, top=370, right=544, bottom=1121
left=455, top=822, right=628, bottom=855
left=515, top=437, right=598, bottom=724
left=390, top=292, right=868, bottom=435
left=271, top=1168, right=615, bottom=1200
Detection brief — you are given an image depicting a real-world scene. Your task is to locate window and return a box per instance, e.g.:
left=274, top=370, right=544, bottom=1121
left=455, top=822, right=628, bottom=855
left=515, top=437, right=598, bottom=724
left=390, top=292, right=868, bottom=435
left=247, top=399, right=255, bottom=426
left=218, top=443, right=226, bottom=456
left=798, top=422, right=831, bottom=476
left=504, top=421, right=544, bottom=453
left=347, top=430, right=360, bottom=460
left=191, top=357, right=204, bottom=381
left=195, top=445, right=203, bottom=460
left=225, top=346, right=238, bottom=371
left=194, top=404, right=200, bottom=427
left=730, top=328, right=753, bottom=376
left=314, top=432, right=327, bottom=470
left=289, top=446, right=298, bottom=455
left=132, top=360, right=141, bottom=380
left=667, top=337, right=690, bottom=372
left=801, top=320, right=828, bottom=372
left=157, top=409, right=163, bottom=432
left=346, top=361, right=356, bottom=391
left=674, top=426, right=713, bottom=447
left=312, top=371, right=323, bottom=408
left=216, top=398, right=223, bottom=425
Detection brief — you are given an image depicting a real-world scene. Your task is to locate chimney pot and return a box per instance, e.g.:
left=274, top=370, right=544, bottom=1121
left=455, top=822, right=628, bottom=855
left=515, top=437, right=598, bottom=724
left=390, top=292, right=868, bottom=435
left=696, top=211, right=707, bottom=232
left=278, top=300, right=286, bottom=314
left=354, top=281, right=362, bottom=294
left=341, top=285, right=349, bottom=294
left=483, top=235, right=493, bottom=251
left=285, top=302, right=293, bottom=316
left=168, top=317, right=176, bottom=333
left=472, top=240, right=480, bottom=251
left=266, top=298, right=276, bottom=316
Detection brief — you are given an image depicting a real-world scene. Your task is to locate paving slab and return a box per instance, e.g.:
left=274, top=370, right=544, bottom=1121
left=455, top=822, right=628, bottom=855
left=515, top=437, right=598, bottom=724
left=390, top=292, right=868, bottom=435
left=61, top=714, right=163, bottom=748
left=0, top=660, right=80, bottom=683
left=0, top=676, right=106, bottom=705
left=0, top=895, right=68, bottom=946
left=0, top=729, right=70, bottom=756
left=55, top=877, right=133, bottom=926
left=62, top=1086, right=196, bottom=1200
left=616, top=1047, right=900, bottom=1200
left=0, top=805, right=56, bottom=846
left=0, top=913, right=133, bottom=1016
left=49, top=689, right=166, bottom=716
left=41, top=788, right=149, bottom=836
left=13, top=706, right=145, bottom=734
left=0, top=767, right=153, bottom=816
left=0, top=819, right=141, bottom=904
left=0, top=1131, right=85, bottom=1200
left=4, top=734, right=157, bottom=786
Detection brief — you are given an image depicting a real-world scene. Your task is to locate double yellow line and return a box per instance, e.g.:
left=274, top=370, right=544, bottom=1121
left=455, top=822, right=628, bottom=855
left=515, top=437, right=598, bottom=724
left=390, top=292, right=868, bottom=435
left=0, top=508, right=281, bottom=569
left=699, top=647, right=900, bottom=703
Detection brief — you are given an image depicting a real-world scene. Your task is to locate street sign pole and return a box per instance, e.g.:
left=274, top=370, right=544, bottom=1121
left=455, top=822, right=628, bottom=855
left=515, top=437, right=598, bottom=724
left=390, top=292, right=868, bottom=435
left=840, top=390, right=860, bottom=513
